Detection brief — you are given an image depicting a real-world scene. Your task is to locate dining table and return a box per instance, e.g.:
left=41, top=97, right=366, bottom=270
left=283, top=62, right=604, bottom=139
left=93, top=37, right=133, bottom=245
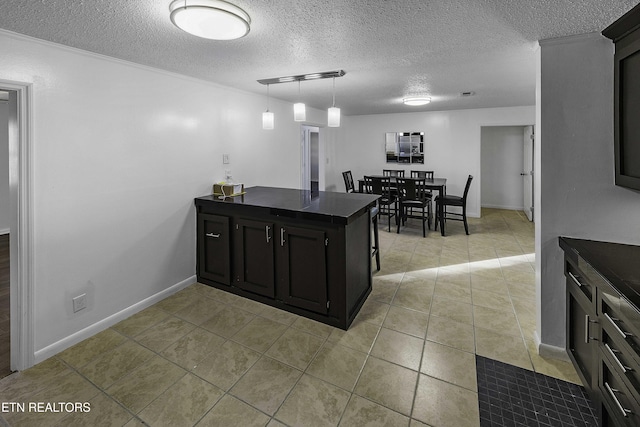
left=357, top=175, right=448, bottom=235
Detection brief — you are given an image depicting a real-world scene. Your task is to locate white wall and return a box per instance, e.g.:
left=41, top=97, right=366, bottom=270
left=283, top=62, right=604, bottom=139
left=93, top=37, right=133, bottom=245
left=332, top=107, right=535, bottom=216
left=0, top=29, right=327, bottom=361
left=537, top=33, right=640, bottom=349
left=0, top=102, right=8, bottom=234
left=481, top=126, right=525, bottom=210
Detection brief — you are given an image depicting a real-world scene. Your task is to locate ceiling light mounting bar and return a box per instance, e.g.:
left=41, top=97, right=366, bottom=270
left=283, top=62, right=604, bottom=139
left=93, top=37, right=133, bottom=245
left=257, top=70, right=346, bottom=85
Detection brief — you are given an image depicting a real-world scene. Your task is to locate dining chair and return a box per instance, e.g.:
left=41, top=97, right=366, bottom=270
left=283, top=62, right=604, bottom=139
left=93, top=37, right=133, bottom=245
left=435, top=175, right=473, bottom=235
left=410, top=170, right=434, bottom=198
left=343, top=171, right=380, bottom=270
left=342, top=171, right=355, bottom=193
left=364, top=175, right=398, bottom=233
left=396, top=177, right=431, bottom=237
left=383, top=169, right=405, bottom=177
left=410, top=170, right=434, bottom=179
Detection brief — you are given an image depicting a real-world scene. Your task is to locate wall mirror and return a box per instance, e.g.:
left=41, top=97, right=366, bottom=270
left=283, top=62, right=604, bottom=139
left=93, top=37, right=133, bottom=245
left=385, top=132, right=424, bottom=163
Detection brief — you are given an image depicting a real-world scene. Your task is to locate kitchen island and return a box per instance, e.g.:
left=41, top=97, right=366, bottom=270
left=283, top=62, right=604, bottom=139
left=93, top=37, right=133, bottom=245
left=195, top=186, right=380, bottom=329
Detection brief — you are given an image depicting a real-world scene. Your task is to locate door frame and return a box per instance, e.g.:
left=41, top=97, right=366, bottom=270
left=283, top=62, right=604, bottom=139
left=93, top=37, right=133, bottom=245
left=2, top=79, right=34, bottom=371
left=300, top=125, right=320, bottom=191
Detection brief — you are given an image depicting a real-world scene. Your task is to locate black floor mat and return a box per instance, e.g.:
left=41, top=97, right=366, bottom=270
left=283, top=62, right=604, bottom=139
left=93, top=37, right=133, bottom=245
left=476, top=356, right=598, bottom=426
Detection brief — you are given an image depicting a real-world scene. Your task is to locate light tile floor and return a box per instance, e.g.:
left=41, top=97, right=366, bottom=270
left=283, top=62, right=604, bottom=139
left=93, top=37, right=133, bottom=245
left=0, top=209, right=581, bottom=427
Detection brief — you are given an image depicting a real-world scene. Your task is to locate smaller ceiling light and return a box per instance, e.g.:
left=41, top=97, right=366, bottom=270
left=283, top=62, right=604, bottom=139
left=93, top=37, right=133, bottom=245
left=169, top=0, right=251, bottom=40
left=262, top=84, right=274, bottom=130
left=403, top=97, right=431, bottom=106
left=328, top=77, right=341, bottom=128
left=294, top=81, right=306, bottom=122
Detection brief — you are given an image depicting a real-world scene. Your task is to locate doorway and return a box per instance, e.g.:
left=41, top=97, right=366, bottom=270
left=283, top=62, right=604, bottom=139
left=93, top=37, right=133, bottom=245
left=301, top=125, right=320, bottom=196
left=0, top=92, right=10, bottom=377
left=0, top=80, right=33, bottom=372
left=480, top=125, right=534, bottom=221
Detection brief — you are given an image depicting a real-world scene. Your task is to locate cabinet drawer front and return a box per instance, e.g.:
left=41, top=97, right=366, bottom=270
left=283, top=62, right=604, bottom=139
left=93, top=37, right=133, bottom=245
left=600, top=289, right=640, bottom=371
left=602, top=327, right=640, bottom=404
left=600, top=355, right=640, bottom=426
left=566, top=260, right=595, bottom=304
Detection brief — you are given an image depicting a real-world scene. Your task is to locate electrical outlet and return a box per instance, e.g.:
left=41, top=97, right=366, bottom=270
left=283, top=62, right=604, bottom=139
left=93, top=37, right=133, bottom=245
left=225, top=170, right=232, bottom=180
left=72, top=293, right=87, bottom=313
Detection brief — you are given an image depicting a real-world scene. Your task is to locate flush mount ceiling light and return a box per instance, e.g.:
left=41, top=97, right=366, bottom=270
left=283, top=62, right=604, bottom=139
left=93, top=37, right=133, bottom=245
left=403, top=97, right=431, bottom=106
left=169, top=0, right=251, bottom=40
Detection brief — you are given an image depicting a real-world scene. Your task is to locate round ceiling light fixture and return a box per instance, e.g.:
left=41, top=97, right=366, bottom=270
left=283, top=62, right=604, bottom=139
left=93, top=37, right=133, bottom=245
left=403, top=97, right=431, bottom=106
left=169, top=0, right=251, bottom=40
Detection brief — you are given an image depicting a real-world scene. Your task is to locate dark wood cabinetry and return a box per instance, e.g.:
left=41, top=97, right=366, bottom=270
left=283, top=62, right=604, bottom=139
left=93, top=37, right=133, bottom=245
left=603, top=3, right=640, bottom=192
left=197, top=213, right=231, bottom=286
left=277, top=225, right=328, bottom=315
left=195, top=187, right=379, bottom=329
left=234, top=218, right=275, bottom=297
left=560, top=237, right=640, bottom=426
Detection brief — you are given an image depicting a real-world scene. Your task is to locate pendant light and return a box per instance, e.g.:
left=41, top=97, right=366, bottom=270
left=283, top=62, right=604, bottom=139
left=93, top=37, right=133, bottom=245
left=262, top=84, right=274, bottom=130
left=328, top=77, right=341, bottom=127
left=293, top=80, right=306, bottom=122
left=169, top=0, right=251, bottom=40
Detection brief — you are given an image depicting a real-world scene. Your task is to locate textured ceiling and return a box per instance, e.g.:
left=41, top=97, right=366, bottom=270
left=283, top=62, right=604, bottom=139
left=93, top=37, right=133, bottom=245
left=0, top=0, right=637, bottom=115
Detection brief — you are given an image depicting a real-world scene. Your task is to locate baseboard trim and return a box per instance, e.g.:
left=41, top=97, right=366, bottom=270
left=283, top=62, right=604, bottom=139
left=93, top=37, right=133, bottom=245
left=533, top=331, right=571, bottom=362
left=0, top=228, right=9, bottom=235
left=480, top=204, right=525, bottom=211
left=33, top=275, right=196, bottom=365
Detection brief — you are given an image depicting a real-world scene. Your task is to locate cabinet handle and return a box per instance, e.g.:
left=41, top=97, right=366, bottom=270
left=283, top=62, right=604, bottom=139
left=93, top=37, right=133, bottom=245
left=605, top=343, right=631, bottom=374
left=585, top=315, right=590, bottom=344
left=280, top=228, right=286, bottom=246
left=604, top=382, right=632, bottom=418
left=567, top=271, right=582, bottom=287
left=206, top=233, right=221, bottom=238
left=604, top=312, right=632, bottom=340
left=265, top=226, right=271, bottom=243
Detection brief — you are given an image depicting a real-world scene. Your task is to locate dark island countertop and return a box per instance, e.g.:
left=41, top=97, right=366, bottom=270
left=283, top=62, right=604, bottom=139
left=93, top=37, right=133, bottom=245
left=195, top=186, right=380, bottom=225
left=559, top=237, right=640, bottom=310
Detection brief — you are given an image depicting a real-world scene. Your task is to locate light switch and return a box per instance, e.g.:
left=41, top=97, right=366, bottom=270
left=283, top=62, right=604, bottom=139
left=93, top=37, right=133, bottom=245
left=223, top=154, right=230, bottom=164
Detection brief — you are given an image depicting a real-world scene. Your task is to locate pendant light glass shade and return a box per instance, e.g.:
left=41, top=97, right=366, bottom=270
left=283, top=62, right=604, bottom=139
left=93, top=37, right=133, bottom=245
left=327, top=77, right=341, bottom=127
left=293, top=103, right=306, bottom=121
left=262, top=84, right=274, bottom=130
left=328, top=107, right=341, bottom=127
left=169, top=0, right=251, bottom=40
left=262, top=111, right=274, bottom=129
left=293, top=80, right=306, bottom=121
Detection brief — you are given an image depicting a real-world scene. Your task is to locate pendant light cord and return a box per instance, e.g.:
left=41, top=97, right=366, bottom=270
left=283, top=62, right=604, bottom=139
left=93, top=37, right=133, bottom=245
left=332, top=77, right=336, bottom=107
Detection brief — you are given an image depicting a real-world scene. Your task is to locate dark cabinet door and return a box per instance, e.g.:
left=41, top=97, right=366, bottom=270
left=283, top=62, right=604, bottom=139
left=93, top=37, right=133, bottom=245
left=278, top=225, right=328, bottom=314
left=567, top=283, right=597, bottom=390
left=235, top=218, right=275, bottom=297
left=198, top=213, right=231, bottom=285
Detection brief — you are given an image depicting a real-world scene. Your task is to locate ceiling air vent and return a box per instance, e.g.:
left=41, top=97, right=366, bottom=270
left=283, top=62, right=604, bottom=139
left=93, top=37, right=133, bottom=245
left=460, top=91, right=475, bottom=97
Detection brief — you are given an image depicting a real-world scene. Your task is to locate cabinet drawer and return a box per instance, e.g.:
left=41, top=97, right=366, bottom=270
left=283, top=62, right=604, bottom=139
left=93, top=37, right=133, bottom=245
left=565, top=259, right=595, bottom=304
left=600, top=355, right=640, bottom=426
left=602, top=327, right=640, bottom=404
left=599, top=289, right=640, bottom=370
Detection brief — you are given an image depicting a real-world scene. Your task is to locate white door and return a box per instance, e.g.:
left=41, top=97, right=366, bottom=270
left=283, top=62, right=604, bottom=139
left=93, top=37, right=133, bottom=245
left=523, top=126, right=534, bottom=222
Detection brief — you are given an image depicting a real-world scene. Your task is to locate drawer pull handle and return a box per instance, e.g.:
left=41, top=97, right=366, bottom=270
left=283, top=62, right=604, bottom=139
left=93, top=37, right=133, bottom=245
left=265, top=226, right=271, bottom=243
left=604, top=313, right=632, bottom=340
left=568, top=271, right=583, bottom=287
left=604, top=382, right=632, bottom=418
left=605, top=343, right=632, bottom=374
left=280, top=228, right=286, bottom=246
left=206, top=233, right=221, bottom=238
